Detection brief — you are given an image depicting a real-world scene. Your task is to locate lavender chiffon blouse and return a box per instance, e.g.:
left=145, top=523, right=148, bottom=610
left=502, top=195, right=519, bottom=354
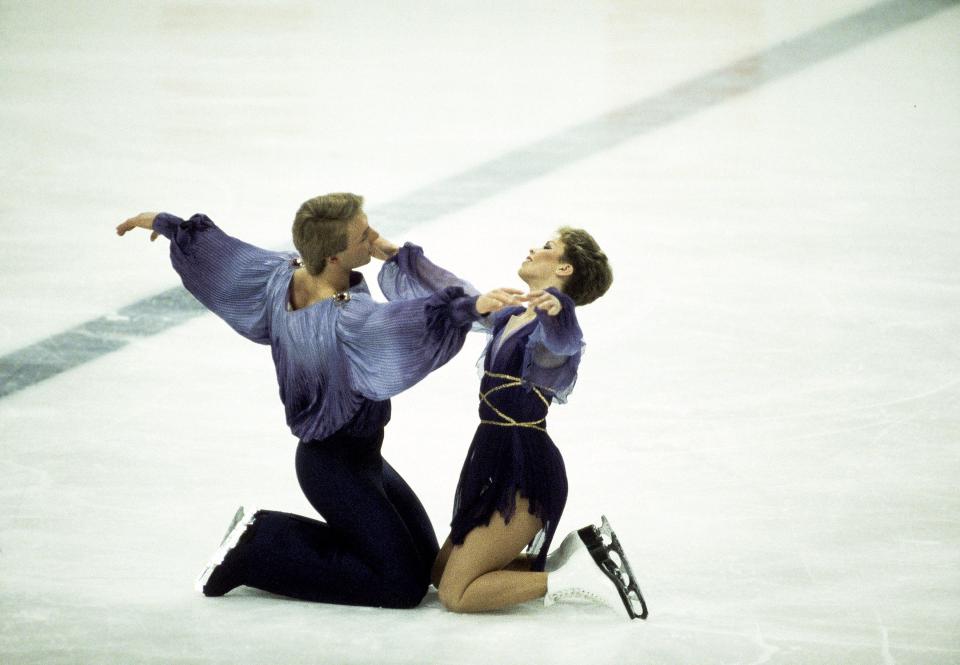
left=153, top=212, right=481, bottom=441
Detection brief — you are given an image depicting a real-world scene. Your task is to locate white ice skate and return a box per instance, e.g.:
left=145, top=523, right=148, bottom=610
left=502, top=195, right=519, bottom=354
left=544, top=515, right=648, bottom=620
left=194, top=505, right=259, bottom=594
left=544, top=528, right=584, bottom=572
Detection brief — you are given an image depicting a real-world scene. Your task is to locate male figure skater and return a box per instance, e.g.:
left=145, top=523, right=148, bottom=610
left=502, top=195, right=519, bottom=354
left=117, top=193, right=520, bottom=607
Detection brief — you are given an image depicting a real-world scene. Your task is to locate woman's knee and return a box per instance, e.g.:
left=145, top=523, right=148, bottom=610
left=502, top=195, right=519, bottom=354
left=431, top=539, right=452, bottom=589
left=437, top=578, right=472, bottom=613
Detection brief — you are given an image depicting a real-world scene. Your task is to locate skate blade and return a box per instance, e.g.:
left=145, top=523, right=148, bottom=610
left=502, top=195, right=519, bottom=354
left=578, top=515, right=649, bottom=620
left=194, top=505, right=258, bottom=593
left=219, top=506, right=246, bottom=546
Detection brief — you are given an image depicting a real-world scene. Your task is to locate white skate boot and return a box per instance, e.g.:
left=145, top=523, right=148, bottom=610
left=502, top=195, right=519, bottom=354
left=195, top=505, right=259, bottom=595
left=544, top=515, right=648, bottom=620
left=544, top=528, right=584, bottom=572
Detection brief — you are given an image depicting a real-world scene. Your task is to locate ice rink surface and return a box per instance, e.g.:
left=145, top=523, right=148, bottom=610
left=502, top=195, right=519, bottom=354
left=2, top=1, right=959, bottom=663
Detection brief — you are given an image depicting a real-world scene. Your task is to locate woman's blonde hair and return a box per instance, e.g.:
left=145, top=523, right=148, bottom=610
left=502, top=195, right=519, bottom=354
left=292, top=193, right=364, bottom=275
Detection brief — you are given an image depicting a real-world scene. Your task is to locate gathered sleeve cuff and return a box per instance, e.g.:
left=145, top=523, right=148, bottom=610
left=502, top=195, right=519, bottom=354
left=153, top=212, right=291, bottom=344
left=521, top=287, right=584, bottom=403
left=425, top=286, right=481, bottom=340
left=337, top=287, right=482, bottom=401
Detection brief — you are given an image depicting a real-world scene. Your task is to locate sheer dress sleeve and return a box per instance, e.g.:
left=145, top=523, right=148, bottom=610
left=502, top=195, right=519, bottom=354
left=521, top=287, right=584, bottom=404
left=379, top=241, right=498, bottom=333
left=337, top=285, right=481, bottom=401
left=378, top=243, right=480, bottom=301
left=153, top=212, right=292, bottom=344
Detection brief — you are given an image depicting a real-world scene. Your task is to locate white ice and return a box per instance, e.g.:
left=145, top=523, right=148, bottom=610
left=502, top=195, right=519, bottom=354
left=1, top=1, right=959, bottom=663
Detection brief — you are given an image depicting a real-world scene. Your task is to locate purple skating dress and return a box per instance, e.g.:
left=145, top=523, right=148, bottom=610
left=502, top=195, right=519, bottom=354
left=450, top=288, right=583, bottom=571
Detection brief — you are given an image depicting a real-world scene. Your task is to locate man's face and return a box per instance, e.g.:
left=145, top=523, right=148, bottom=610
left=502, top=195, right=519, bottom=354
left=336, top=212, right=380, bottom=270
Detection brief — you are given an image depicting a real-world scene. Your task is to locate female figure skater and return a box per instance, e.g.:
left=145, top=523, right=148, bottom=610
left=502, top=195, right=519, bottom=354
left=383, top=228, right=645, bottom=618
left=116, top=193, right=518, bottom=608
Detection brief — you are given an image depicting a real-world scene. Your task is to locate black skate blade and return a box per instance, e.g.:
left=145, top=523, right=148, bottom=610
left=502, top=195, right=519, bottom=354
left=578, top=517, right=649, bottom=620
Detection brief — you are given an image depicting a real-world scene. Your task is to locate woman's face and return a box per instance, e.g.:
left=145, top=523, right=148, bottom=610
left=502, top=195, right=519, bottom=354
left=518, top=236, right=567, bottom=284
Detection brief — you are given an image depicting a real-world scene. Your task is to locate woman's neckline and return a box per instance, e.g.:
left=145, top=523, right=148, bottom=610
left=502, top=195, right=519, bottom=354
left=492, top=309, right=537, bottom=359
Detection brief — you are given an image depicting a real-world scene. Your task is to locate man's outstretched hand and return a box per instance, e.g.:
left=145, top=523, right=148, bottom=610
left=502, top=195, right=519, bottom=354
left=117, top=212, right=160, bottom=241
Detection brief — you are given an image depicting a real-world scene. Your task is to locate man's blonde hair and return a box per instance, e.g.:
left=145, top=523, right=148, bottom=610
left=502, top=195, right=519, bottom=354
left=292, top=193, right=364, bottom=275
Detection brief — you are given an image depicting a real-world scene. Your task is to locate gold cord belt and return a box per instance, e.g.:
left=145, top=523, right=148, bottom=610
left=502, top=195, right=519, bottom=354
left=479, top=371, right=549, bottom=433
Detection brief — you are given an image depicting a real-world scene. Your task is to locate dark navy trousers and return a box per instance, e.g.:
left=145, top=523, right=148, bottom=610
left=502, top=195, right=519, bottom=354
left=235, top=429, right=439, bottom=608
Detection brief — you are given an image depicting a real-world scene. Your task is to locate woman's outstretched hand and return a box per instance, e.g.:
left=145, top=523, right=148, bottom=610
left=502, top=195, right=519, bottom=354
left=117, top=213, right=160, bottom=241
left=476, top=288, right=524, bottom=315
left=524, top=289, right=563, bottom=316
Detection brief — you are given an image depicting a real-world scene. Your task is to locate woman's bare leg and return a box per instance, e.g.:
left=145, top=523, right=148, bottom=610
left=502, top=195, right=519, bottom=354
left=433, top=536, right=533, bottom=588
left=431, top=537, right=453, bottom=588
left=437, top=495, right=547, bottom=613
left=502, top=553, right=536, bottom=571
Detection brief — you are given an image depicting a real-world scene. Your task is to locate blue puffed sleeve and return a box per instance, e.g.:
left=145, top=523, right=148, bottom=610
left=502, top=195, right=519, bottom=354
left=521, top=287, right=584, bottom=403
left=153, top=212, right=293, bottom=344
left=378, top=243, right=480, bottom=301
left=336, top=286, right=481, bottom=401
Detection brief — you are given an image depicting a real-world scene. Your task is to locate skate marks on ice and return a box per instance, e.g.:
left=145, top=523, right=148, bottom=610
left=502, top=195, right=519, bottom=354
left=413, top=592, right=960, bottom=665
left=1, top=0, right=957, bottom=400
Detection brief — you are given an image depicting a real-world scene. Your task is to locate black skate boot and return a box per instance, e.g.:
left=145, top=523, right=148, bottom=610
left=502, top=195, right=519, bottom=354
left=195, top=505, right=259, bottom=597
